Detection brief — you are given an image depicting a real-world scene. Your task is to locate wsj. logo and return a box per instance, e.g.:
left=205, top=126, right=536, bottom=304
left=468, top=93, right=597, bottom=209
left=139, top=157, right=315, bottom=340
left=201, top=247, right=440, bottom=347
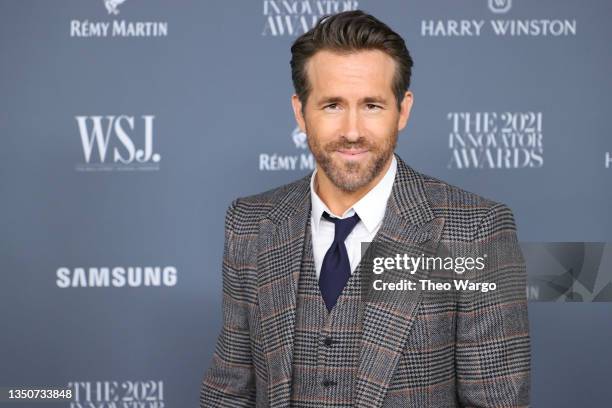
left=104, top=0, right=126, bottom=15
left=75, top=115, right=161, bottom=171
left=488, top=0, right=512, bottom=14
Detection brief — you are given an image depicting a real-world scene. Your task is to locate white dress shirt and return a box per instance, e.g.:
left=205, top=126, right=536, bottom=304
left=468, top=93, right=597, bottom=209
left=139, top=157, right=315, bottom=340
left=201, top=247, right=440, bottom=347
left=310, top=155, right=397, bottom=280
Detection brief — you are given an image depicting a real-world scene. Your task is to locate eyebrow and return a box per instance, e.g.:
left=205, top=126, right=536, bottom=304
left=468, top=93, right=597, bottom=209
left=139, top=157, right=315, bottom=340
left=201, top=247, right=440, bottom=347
left=317, top=96, right=389, bottom=105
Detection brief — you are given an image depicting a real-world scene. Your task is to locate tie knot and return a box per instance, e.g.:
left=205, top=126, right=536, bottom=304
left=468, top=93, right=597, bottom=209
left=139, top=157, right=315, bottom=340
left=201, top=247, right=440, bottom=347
left=322, top=211, right=360, bottom=243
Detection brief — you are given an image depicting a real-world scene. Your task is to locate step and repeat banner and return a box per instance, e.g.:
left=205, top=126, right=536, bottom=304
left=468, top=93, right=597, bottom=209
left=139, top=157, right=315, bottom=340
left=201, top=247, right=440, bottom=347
left=1, top=1, right=611, bottom=407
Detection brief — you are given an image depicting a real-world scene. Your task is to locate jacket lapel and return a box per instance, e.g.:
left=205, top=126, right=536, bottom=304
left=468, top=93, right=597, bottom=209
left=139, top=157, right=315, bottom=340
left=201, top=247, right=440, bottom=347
left=256, top=176, right=311, bottom=408
left=354, top=155, right=445, bottom=407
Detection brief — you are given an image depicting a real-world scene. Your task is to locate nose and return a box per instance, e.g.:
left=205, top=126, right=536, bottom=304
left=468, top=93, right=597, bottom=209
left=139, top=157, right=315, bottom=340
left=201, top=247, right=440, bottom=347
left=341, top=106, right=361, bottom=142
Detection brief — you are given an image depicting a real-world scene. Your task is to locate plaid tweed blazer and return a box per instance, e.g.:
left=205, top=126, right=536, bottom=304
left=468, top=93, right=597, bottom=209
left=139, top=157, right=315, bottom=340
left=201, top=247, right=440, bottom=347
left=200, top=153, right=530, bottom=407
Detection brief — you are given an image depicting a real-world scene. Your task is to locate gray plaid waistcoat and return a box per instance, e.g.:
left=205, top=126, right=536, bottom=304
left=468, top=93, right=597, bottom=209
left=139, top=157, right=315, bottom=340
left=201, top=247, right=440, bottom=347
left=289, top=217, right=365, bottom=407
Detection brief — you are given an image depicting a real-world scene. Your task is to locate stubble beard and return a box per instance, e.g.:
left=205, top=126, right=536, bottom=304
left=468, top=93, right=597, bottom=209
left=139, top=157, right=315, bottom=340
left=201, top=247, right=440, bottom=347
left=307, top=131, right=397, bottom=193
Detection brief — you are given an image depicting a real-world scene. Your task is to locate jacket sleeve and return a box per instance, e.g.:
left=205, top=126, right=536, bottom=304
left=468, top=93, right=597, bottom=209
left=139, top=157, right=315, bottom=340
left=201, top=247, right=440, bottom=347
left=455, top=203, right=531, bottom=407
left=200, top=199, right=257, bottom=407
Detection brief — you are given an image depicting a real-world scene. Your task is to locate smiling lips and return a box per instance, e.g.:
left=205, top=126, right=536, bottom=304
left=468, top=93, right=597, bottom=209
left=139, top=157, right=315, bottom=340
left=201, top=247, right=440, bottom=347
left=336, top=149, right=369, bottom=159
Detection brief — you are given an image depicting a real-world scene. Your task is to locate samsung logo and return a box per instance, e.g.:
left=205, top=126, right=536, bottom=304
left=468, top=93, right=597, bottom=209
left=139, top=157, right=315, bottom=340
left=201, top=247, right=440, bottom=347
left=56, top=266, right=177, bottom=288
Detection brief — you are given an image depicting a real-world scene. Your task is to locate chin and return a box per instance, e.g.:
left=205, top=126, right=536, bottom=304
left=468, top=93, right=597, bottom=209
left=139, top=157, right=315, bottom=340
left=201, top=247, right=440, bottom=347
left=331, top=171, right=375, bottom=192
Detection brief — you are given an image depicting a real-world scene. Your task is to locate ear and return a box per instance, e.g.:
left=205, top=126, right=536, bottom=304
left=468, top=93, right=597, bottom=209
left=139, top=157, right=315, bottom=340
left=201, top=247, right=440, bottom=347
left=291, top=94, right=307, bottom=133
left=397, top=90, right=414, bottom=132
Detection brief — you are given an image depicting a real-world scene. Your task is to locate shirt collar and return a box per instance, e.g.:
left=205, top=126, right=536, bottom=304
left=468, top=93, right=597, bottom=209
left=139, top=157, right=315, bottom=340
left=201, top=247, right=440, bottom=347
left=310, top=155, right=397, bottom=234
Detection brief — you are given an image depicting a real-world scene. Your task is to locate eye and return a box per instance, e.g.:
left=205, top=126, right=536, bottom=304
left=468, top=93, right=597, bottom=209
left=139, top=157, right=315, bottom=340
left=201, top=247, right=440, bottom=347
left=366, top=104, right=382, bottom=111
left=324, top=103, right=340, bottom=111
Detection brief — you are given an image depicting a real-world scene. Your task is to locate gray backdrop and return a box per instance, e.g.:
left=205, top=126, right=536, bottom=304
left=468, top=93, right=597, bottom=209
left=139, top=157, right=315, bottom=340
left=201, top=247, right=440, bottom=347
left=1, top=0, right=611, bottom=407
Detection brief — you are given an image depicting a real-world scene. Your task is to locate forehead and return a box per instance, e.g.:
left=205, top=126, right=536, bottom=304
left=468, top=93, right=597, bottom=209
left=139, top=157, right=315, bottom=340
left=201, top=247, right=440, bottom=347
left=305, top=49, right=396, bottom=97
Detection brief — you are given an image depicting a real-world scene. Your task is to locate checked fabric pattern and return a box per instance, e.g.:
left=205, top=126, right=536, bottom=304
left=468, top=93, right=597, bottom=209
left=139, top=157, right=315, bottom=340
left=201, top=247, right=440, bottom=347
left=200, top=153, right=530, bottom=408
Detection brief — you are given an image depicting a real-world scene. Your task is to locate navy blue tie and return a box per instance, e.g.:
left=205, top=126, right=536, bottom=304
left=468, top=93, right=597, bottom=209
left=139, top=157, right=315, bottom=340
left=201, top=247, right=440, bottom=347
left=319, top=211, right=360, bottom=312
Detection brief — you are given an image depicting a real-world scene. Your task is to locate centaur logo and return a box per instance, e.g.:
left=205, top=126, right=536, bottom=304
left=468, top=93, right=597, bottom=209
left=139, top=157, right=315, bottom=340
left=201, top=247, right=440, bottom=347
left=75, top=115, right=161, bottom=172
left=292, top=126, right=308, bottom=149
left=488, top=0, right=512, bottom=14
left=104, top=0, right=126, bottom=15
left=259, top=126, right=315, bottom=171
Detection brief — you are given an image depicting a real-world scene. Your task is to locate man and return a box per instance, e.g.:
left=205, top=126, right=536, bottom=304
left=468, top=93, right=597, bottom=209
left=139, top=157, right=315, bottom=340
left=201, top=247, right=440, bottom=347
left=200, top=10, right=530, bottom=408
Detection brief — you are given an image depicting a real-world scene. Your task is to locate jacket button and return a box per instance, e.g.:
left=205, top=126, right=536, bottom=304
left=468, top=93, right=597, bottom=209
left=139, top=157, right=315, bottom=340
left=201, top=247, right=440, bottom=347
left=322, top=379, right=337, bottom=387
left=324, top=337, right=335, bottom=347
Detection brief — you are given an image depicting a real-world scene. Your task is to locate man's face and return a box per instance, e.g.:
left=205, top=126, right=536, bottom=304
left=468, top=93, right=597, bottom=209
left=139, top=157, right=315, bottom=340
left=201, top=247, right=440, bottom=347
left=291, top=49, right=413, bottom=192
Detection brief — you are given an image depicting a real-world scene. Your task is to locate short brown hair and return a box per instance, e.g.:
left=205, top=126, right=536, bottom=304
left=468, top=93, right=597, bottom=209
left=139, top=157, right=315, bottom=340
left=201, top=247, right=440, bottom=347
left=290, top=10, right=413, bottom=112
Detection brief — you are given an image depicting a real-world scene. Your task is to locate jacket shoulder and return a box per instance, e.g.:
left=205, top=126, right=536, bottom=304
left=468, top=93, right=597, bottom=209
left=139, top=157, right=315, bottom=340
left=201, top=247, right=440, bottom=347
left=226, top=174, right=310, bottom=230
left=417, top=171, right=518, bottom=240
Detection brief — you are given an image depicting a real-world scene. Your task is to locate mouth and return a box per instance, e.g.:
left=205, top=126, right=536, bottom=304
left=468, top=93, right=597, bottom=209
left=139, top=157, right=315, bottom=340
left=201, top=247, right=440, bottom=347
left=335, top=148, right=369, bottom=160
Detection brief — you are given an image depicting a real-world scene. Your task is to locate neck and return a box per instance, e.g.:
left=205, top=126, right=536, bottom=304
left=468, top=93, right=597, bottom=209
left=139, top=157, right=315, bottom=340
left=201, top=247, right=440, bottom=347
left=315, top=156, right=393, bottom=216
